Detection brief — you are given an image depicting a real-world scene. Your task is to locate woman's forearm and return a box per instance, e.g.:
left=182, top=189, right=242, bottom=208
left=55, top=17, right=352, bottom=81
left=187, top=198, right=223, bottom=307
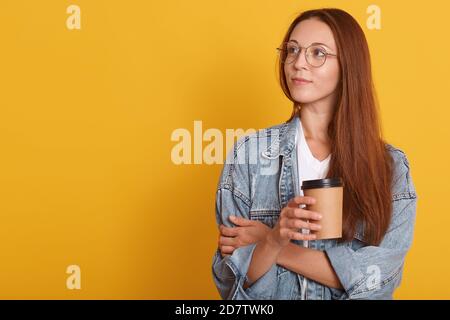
left=243, top=236, right=283, bottom=289
left=277, top=243, right=343, bottom=289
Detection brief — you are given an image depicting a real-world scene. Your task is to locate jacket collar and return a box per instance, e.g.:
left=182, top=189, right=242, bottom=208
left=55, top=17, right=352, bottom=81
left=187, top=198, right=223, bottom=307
left=262, top=114, right=299, bottom=159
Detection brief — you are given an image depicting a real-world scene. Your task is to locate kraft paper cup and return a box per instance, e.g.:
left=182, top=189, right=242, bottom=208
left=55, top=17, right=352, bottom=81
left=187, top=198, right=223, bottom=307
left=301, top=178, right=344, bottom=240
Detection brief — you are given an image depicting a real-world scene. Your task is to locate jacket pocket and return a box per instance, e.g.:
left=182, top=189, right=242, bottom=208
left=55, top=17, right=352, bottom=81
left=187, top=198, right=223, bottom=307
left=249, top=210, right=280, bottom=228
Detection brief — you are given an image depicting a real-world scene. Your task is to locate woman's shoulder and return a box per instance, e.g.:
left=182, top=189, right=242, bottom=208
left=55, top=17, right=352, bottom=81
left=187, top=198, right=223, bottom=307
left=219, top=121, right=290, bottom=194
left=385, top=142, right=407, bottom=157
left=385, top=143, right=411, bottom=172
left=384, top=143, right=417, bottom=200
left=233, top=121, right=290, bottom=152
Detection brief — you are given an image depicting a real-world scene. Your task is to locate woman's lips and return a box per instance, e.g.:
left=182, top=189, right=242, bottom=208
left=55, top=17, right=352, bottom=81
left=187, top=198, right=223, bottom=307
left=292, top=78, right=312, bottom=85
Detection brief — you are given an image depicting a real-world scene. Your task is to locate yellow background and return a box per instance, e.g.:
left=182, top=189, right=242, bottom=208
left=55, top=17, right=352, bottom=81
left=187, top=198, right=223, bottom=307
left=0, top=0, right=448, bottom=299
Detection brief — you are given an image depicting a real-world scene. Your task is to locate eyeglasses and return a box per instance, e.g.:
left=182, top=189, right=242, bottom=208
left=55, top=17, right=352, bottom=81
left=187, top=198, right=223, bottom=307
left=276, top=41, right=337, bottom=67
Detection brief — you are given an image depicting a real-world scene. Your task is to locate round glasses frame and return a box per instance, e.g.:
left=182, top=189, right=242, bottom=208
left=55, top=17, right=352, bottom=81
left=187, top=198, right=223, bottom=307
left=276, top=41, right=338, bottom=67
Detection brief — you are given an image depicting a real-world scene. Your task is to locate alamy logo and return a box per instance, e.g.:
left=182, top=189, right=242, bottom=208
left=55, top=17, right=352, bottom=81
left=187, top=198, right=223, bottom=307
left=170, top=120, right=256, bottom=165
left=366, top=265, right=381, bottom=290
left=66, top=5, right=81, bottom=30
left=170, top=121, right=281, bottom=175
left=366, top=4, right=381, bottom=30
left=66, top=264, right=81, bottom=290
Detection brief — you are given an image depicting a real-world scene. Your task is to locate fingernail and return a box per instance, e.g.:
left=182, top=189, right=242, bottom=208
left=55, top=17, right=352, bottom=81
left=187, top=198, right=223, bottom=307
left=230, top=215, right=235, bottom=220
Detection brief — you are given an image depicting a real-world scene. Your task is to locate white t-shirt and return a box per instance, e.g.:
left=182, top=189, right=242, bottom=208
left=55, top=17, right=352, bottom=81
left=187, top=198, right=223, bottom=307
left=296, top=116, right=331, bottom=299
left=297, top=117, right=331, bottom=196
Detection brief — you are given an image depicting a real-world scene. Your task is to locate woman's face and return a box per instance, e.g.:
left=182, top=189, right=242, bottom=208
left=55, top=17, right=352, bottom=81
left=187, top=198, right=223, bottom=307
left=284, top=18, right=340, bottom=105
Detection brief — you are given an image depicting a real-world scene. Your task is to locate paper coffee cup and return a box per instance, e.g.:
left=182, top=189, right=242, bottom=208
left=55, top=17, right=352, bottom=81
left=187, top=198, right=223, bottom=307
left=301, top=178, right=344, bottom=240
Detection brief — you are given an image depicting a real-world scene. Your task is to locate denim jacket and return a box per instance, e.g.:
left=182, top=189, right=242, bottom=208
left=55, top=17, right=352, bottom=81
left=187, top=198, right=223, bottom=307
left=211, top=114, right=418, bottom=300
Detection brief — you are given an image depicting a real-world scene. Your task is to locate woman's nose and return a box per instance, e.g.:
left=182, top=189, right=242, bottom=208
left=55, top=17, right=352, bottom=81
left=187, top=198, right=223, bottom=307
left=293, top=48, right=309, bottom=69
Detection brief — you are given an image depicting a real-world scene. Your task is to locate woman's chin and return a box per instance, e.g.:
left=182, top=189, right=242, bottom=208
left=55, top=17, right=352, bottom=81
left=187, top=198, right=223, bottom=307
left=291, top=94, right=317, bottom=104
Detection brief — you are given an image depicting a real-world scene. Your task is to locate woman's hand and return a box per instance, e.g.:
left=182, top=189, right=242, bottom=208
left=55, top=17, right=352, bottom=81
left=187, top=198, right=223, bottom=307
left=218, top=216, right=271, bottom=258
left=218, top=195, right=322, bottom=257
left=267, top=196, right=322, bottom=249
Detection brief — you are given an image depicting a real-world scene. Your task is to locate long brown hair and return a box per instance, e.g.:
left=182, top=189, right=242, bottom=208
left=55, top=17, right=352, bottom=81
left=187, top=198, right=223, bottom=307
left=278, top=8, right=393, bottom=246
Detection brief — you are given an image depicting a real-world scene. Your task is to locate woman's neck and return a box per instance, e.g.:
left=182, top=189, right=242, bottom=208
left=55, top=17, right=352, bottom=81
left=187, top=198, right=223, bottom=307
left=299, top=104, right=333, bottom=143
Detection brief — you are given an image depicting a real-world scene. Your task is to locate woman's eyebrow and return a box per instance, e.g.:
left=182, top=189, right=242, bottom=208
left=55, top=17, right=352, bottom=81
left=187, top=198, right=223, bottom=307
left=288, top=39, right=333, bottom=49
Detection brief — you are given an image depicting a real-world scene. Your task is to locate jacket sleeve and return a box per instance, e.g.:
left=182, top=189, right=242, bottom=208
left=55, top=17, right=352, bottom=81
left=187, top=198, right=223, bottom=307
left=325, top=151, right=418, bottom=300
left=211, top=137, right=279, bottom=300
left=212, top=188, right=257, bottom=300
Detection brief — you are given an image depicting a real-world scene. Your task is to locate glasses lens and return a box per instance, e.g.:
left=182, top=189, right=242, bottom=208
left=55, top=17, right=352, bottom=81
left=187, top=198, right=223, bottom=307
left=279, top=42, right=299, bottom=64
left=306, top=45, right=327, bottom=67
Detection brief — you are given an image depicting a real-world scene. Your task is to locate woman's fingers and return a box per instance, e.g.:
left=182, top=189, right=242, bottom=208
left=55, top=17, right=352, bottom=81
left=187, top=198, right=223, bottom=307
left=288, top=231, right=317, bottom=241
left=220, top=245, right=235, bottom=254
left=229, top=215, right=253, bottom=226
left=280, top=228, right=317, bottom=241
left=275, top=198, right=322, bottom=243
left=218, top=235, right=236, bottom=247
left=287, top=196, right=316, bottom=207
left=286, top=207, right=322, bottom=221
left=219, top=224, right=238, bottom=237
left=286, top=218, right=322, bottom=231
left=219, top=243, right=234, bottom=258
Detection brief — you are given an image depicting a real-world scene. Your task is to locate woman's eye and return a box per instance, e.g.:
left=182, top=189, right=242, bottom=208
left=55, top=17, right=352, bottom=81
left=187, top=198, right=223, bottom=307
left=313, top=48, right=326, bottom=57
left=286, top=46, right=298, bottom=54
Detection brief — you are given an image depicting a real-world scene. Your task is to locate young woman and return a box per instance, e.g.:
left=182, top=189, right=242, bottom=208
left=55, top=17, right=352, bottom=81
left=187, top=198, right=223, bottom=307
left=212, top=8, right=418, bottom=300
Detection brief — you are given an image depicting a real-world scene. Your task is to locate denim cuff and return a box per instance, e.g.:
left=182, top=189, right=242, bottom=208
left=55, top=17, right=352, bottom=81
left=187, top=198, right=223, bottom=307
left=226, top=242, right=258, bottom=283
left=325, top=245, right=365, bottom=297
